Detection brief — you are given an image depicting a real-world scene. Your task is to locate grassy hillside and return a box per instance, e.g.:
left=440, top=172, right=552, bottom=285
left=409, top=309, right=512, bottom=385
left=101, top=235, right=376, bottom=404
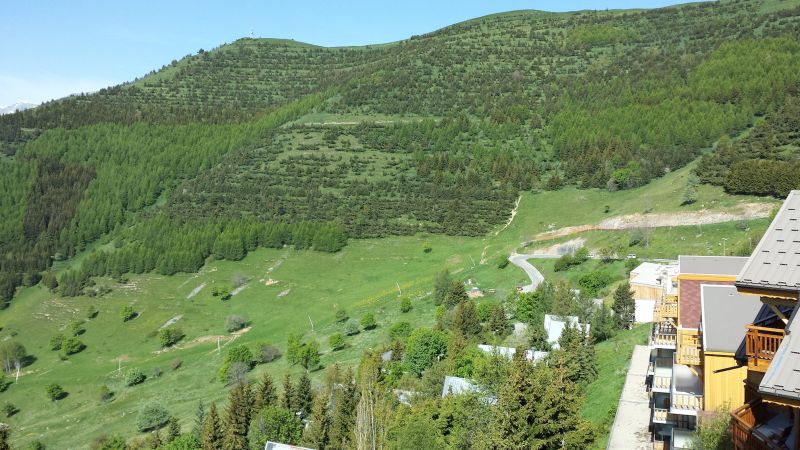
left=0, top=163, right=775, bottom=447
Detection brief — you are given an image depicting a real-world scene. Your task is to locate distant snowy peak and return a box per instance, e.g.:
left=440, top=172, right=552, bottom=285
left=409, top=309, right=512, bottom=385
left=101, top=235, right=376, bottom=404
left=0, top=102, right=37, bottom=115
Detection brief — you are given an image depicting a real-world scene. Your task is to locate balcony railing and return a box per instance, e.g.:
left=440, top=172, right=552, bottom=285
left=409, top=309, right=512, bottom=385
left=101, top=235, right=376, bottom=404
left=731, top=399, right=784, bottom=450
left=745, top=325, right=785, bottom=373
left=676, top=329, right=701, bottom=366
left=650, top=322, right=677, bottom=348
left=671, top=392, right=703, bottom=414
left=653, top=375, right=671, bottom=391
left=654, top=302, right=678, bottom=322
left=653, top=441, right=665, bottom=450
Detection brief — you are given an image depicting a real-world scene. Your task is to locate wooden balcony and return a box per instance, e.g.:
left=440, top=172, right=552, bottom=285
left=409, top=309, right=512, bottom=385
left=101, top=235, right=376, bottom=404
left=676, top=329, right=701, bottom=366
left=650, top=322, right=677, bottom=349
left=731, top=399, right=788, bottom=450
left=745, top=325, right=785, bottom=373
left=654, top=302, right=678, bottom=322
left=653, top=375, right=671, bottom=391
left=671, top=392, right=703, bottom=414
left=653, top=440, right=665, bottom=450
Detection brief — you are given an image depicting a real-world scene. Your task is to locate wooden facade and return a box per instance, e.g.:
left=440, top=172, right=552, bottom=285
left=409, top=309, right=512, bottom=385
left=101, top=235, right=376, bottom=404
left=702, top=352, right=747, bottom=412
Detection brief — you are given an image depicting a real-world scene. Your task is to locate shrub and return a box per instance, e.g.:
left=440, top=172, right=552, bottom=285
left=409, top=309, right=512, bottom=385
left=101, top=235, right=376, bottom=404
left=152, top=367, right=162, bottom=378
left=68, top=320, right=85, bottom=336
left=3, top=402, right=17, bottom=417
left=158, top=327, right=184, bottom=347
left=46, top=383, right=66, bottom=401
left=259, top=344, right=281, bottom=363
left=226, top=345, right=255, bottom=367
left=126, top=368, right=146, bottom=386
left=578, top=271, right=613, bottom=296
left=399, top=297, right=412, bottom=313
left=225, top=315, right=249, bottom=333
left=496, top=255, right=509, bottom=269
left=120, top=305, right=136, bottom=322
left=86, top=304, right=99, bottom=319
left=211, top=286, right=231, bottom=301
left=26, top=441, right=45, bottom=450
left=388, top=321, right=412, bottom=341
left=404, top=328, right=448, bottom=376
left=170, top=359, right=182, bottom=371
left=61, top=336, right=85, bottom=355
left=422, top=242, right=432, bottom=253
left=476, top=302, right=492, bottom=322
left=344, top=319, right=360, bottom=336
left=329, top=333, right=346, bottom=351
left=624, top=258, right=640, bottom=272
left=49, top=334, right=65, bottom=351
left=99, top=384, right=114, bottom=402
left=361, top=313, right=377, bottom=330
left=225, top=362, right=250, bottom=385
left=334, top=309, right=348, bottom=323
left=136, top=403, right=170, bottom=431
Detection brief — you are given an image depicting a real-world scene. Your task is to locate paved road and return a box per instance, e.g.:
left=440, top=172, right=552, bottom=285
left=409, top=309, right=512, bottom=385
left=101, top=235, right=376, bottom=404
left=607, top=345, right=653, bottom=450
left=508, top=253, right=550, bottom=292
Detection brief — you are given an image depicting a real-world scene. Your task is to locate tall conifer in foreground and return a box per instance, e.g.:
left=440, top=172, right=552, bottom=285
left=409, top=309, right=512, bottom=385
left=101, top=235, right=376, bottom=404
left=253, top=372, right=277, bottom=412
left=202, top=403, right=224, bottom=450
left=222, top=381, right=252, bottom=450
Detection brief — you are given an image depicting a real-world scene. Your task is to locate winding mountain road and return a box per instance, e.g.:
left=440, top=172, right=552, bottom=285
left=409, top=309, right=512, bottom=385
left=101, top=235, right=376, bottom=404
left=508, top=253, right=552, bottom=293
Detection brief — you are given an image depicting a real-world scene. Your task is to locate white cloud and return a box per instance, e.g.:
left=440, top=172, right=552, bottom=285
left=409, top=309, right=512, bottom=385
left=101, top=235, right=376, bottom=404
left=0, top=74, right=120, bottom=106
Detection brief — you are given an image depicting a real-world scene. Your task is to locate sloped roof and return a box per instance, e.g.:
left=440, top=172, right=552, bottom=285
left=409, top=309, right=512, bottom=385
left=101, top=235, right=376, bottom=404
left=441, top=376, right=479, bottom=398
left=476, top=344, right=548, bottom=362
left=700, top=285, right=762, bottom=353
left=737, top=191, right=800, bottom=293
left=759, top=307, right=800, bottom=401
left=543, top=314, right=590, bottom=349
left=679, top=255, right=749, bottom=277
left=265, top=443, right=315, bottom=450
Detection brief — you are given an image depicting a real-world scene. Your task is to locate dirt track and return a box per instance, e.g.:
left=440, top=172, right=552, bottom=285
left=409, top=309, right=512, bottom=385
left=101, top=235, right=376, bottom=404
left=535, top=203, right=772, bottom=241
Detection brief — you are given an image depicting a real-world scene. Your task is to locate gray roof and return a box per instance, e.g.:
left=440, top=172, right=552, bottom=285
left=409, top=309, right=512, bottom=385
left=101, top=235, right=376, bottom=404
left=265, top=443, right=315, bottom=450
left=759, top=307, right=800, bottom=401
left=678, top=255, right=749, bottom=276
left=441, top=376, right=480, bottom=398
left=737, top=191, right=800, bottom=293
left=700, top=285, right=762, bottom=353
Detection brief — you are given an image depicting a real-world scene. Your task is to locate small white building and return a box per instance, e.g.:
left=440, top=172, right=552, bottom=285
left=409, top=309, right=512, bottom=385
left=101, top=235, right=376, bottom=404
left=544, top=314, right=590, bottom=349
left=441, top=375, right=480, bottom=398
left=265, top=443, right=315, bottom=450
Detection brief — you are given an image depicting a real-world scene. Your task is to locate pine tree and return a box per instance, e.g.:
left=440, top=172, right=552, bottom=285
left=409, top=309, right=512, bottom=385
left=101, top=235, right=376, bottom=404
left=451, top=300, right=482, bottom=336
left=282, top=374, right=295, bottom=413
left=193, top=400, right=206, bottom=439
left=612, top=282, right=635, bottom=330
left=0, top=423, right=10, bottom=450
left=253, top=372, right=277, bottom=412
left=355, top=352, right=388, bottom=450
left=303, top=387, right=331, bottom=449
left=482, top=348, right=536, bottom=449
left=328, top=368, right=358, bottom=450
left=296, top=372, right=314, bottom=418
left=202, top=403, right=224, bottom=450
left=488, top=303, right=509, bottom=337
left=165, top=416, right=180, bottom=443
left=223, top=381, right=252, bottom=450
left=531, top=357, right=595, bottom=448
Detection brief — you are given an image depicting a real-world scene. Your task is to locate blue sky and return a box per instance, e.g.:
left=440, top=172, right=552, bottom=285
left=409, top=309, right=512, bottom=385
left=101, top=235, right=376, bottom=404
left=1, top=0, right=692, bottom=106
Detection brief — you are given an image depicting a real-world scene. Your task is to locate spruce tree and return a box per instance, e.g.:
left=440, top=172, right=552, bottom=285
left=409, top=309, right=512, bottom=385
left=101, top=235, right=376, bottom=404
left=328, top=368, right=358, bottom=450
left=193, top=400, right=206, bottom=439
left=483, top=347, right=535, bottom=449
left=165, top=416, right=180, bottom=443
left=488, top=303, right=509, bottom=336
left=0, top=423, right=10, bottom=450
left=296, top=372, right=314, bottom=418
left=202, top=403, right=224, bottom=450
left=451, top=300, right=482, bottom=336
left=223, top=381, right=252, bottom=450
left=612, top=282, right=635, bottom=330
left=281, top=374, right=295, bottom=413
left=253, top=372, right=277, bottom=412
left=303, top=387, right=331, bottom=449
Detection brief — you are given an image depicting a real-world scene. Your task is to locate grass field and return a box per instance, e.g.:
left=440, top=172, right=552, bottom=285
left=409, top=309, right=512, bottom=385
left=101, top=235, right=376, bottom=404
left=0, top=163, right=777, bottom=448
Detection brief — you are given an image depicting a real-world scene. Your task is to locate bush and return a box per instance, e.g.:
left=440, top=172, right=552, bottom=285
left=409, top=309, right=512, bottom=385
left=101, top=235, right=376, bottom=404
left=46, top=383, right=66, bottom=401
left=361, top=313, right=377, bottom=330
left=225, top=315, right=249, bottom=332
left=158, top=327, right=184, bottom=347
left=99, top=385, right=114, bottom=402
left=334, top=309, right=348, bottom=323
left=578, top=271, right=613, bottom=296
left=344, top=319, right=360, bottom=336
left=422, top=242, right=432, bottom=253
left=3, top=402, right=17, bottom=417
left=259, top=344, right=281, bottom=363
left=329, top=333, right=346, bottom=351
left=136, top=403, right=170, bottom=431
left=211, top=286, right=231, bottom=301
left=400, top=297, right=412, bottom=313
left=68, top=320, right=85, bottom=336
left=86, top=305, right=99, bottom=319
left=225, top=362, right=250, bottom=384
left=170, top=359, right=182, bottom=371
left=496, top=255, right=509, bottom=269
left=61, top=336, right=85, bottom=355
left=26, top=441, right=45, bottom=450
left=389, top=321, right=412, bottom=341
left=404, top=328, right=448, bottom=376
left=120, top=305, right=136, bottom=322
left=152, top=367, right=162, bottom=378
left=624, top=258, right=640, bottom=272
left=226, top=345, right=255, bottom=367
left=49, top=334, right=65, bottom=351
left=126, top=368, right=146, bottom=386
